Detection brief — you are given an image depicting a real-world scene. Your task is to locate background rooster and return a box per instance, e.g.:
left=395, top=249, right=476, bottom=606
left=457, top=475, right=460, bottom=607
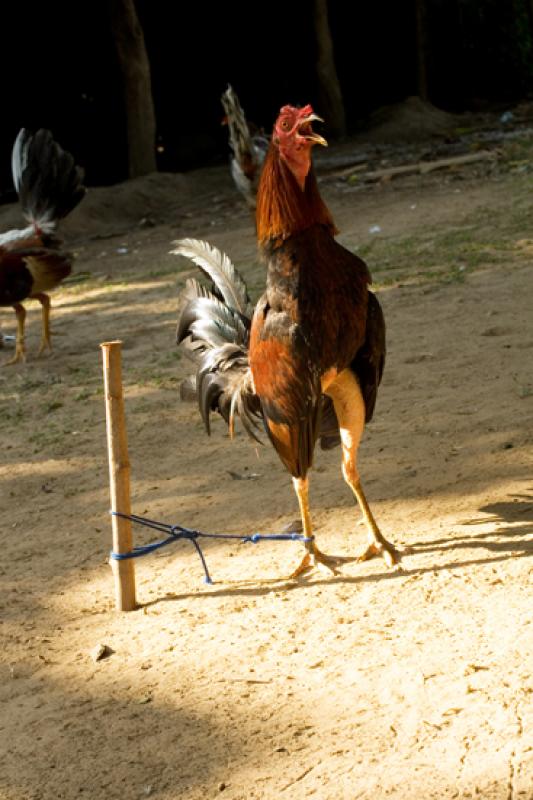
left=0, top=129, right=86, bottom=364
left=174, top=104, right=400, bottom=578
left=221, top=85, right=269, bottom=209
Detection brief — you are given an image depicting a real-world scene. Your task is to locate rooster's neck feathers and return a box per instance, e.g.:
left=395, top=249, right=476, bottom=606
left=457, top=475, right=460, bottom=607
left=256, top=145, right=337, bottom=246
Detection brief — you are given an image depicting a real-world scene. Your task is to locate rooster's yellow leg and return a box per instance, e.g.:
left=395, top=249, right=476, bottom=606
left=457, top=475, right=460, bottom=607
left=4, top=304, right=26, bottom=365
left=327, top=369, right=401, bottom=567
left=33, top=293, right=52, bottom=357
left=351, top=479, right=401, bottom=567
left=288, top=476, right=339, bottom=579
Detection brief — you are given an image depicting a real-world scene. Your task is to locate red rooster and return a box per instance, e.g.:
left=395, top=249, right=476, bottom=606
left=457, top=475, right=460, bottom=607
left=174, top=104, right=400, bottom=578
left=0, top=129, right=86, bottom=364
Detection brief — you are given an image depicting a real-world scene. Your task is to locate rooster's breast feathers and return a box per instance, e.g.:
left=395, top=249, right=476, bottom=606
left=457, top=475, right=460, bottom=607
left=249, top=223, right=373, bottom=475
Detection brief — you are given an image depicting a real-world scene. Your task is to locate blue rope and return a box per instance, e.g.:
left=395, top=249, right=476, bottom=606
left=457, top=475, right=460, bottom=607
left=109, top=510, right=311, bottom=584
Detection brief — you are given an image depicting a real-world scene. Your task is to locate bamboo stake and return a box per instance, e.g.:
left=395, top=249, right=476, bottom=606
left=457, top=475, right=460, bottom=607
left=101, top=340, right=137, bottom=611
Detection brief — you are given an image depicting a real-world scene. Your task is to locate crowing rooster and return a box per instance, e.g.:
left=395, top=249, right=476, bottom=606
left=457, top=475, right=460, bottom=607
left=0, top=129, right=86, bottom=364
left=174, top=104, right=401, bottom=578
left=221, top=85, right=269, bottom=209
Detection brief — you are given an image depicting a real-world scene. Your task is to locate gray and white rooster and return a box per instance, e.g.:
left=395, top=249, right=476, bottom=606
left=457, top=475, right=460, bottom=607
left=0, top=128, right=85, bottom=364
left=221, top=85, right=269, bottom=209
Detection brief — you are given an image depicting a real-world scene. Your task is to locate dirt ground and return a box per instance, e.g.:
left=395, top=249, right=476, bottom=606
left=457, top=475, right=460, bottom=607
left=0, top=112, right=532, bottom=799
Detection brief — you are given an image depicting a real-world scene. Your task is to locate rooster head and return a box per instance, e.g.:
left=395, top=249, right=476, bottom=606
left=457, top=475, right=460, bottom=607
left=272, top=104, right=327, bottom=189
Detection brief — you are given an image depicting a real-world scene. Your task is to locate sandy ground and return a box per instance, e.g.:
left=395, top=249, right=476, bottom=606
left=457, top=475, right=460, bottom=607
left=0, top=128, right=532, bottom=800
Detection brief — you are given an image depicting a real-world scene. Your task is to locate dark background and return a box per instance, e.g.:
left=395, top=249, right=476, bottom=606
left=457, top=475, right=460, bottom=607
left=2, top=0, right=532, bottom=190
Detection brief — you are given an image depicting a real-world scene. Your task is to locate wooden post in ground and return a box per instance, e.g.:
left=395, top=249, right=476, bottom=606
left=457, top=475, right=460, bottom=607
left=101, top=340, right=137, bottom=611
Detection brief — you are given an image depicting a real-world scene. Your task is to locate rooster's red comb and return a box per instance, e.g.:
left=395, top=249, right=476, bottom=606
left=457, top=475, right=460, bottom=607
left=278, top=104, right=315, bottom=118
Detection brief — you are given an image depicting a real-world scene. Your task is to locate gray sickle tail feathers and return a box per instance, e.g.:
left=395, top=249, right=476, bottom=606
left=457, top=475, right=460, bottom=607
left=172, top=238, right=343, bottom=450
left=172, top=238, right=263, bottom=442
left=12, top=129, right=86, bottom=233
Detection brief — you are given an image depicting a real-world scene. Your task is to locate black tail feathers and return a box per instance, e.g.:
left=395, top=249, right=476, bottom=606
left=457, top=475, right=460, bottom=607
left=12, top=129, right=86, bottom=231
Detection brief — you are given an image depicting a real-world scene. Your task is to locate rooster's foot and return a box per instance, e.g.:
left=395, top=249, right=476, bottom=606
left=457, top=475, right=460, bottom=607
left=288, top=547, right=340, bottom=580
left=36, top=342, right=52, bottom=358
left=4, top=346, right=26, bottom=365
left=357, top=538, right=404, bottom=568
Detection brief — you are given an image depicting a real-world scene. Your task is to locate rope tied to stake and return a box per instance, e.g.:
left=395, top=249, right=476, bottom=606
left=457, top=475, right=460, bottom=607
left=109, top=510, right=311, bottom=584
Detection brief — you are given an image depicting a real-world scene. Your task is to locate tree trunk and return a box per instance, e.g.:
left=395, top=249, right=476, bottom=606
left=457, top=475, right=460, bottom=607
left=109, top=0, right=157, bottom=178
left=313, top=0, right=346, bottom=138
left=415, top=0, right=430, bottom=101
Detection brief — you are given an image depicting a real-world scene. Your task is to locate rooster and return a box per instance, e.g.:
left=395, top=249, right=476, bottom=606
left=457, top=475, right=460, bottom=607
left=174, top=104, right=401, bottom=578
left=221, top=84, right=269, bottom=209
left=0, top=128, right=86, bottom=364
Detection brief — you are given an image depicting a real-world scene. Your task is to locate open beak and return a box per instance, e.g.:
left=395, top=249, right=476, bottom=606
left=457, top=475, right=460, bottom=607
left=298, top=113, right=328, bottom=147
left=306, top=131, right=328, bottom=147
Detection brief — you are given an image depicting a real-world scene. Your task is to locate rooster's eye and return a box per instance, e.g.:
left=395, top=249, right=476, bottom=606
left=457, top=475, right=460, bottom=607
left=280, top=120, right=290, bottom=131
